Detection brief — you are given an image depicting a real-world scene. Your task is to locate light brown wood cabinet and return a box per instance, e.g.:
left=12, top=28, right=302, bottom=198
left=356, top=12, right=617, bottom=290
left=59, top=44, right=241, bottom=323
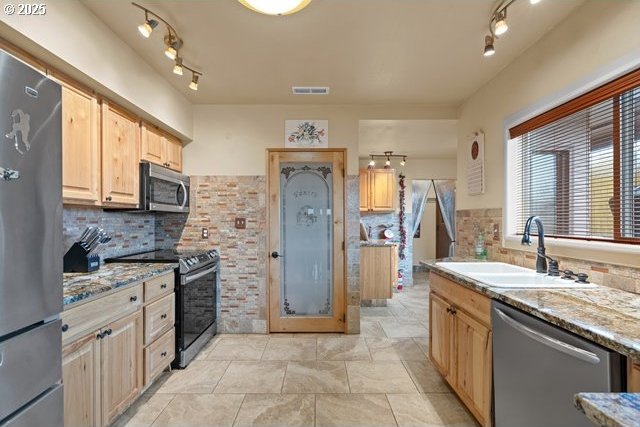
left=101, top=101, right=140, bottom=207
left=429, top=272, right=492, bottom=427
left=360, top=245, right=397, bottom=299
left=141, top=123, right=183, bottom=172
left=62, top=332, right=101, bottom=427
left=60, top=84, right=101, bottom=205
left=629, top=360, right=640, bottom=392
left=359, top=169, right=396, bottom=212
left=62, top=309, right=142, bottom=427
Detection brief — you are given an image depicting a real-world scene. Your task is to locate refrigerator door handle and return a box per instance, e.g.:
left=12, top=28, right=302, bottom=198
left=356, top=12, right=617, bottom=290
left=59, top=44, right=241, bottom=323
left=493, top=308, right=600, bottom=365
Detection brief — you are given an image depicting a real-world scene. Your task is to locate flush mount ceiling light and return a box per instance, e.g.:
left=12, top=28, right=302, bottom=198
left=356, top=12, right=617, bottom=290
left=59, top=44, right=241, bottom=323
left=238, top=0, right=312, bottom=16
left=132, top=2, right=203, bottom=91
left=483, top=0, right=542, bottom=57
left=367, top=151, right=408, bottom=169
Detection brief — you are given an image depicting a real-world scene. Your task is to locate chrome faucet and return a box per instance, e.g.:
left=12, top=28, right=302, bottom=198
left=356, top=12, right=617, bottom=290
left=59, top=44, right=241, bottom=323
left=521, top=216, right=559, bottom=276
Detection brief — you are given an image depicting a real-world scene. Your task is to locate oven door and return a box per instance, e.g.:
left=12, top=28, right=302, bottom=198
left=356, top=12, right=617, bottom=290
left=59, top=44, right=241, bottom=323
left=176, top=263, right=217, bottom=359
left=141, top=163, right=190, bottom=213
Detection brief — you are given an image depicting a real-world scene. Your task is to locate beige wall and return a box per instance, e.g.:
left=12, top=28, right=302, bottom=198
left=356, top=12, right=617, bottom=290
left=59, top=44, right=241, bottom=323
left=457, top=0, right=640, bottom=211
left=186, top=105, right=457, bottom=176
left=413, top=195, right=437, bottom=264
left=0, top=0, right=193, bottom=139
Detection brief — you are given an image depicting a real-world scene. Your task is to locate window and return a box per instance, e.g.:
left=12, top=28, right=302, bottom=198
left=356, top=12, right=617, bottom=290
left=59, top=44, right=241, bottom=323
left=510, top=69, right=640, bottom=243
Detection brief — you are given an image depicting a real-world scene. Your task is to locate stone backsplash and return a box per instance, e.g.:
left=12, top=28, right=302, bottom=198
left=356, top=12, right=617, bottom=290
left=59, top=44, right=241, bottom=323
left=63, top=206, right=155, bottom=261
left=456, top=208, right=640, bottom=294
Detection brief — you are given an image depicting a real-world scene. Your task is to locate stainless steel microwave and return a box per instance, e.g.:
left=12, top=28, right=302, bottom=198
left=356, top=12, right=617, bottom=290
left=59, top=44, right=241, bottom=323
left=140, top=162, right=190, bottom=213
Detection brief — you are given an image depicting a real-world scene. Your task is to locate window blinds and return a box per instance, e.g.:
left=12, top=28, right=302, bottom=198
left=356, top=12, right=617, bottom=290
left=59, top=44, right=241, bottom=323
left=510, top=69, right=640, bottom=243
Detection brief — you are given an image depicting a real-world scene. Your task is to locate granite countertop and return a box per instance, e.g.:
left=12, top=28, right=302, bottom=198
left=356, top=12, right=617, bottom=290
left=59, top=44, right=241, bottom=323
left=63, top=263, right=177, bottom=308
left=575, top=393, right=640, bottom=427
left=422, top=258, right=640, bottom=360
left=360, top=240, right=398, bottom=247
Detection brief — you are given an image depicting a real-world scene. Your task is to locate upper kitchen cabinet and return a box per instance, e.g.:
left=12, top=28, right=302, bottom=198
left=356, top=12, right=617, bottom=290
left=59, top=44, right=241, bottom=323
left=360, top=168, right=396, bottom=212
left=141, top=123, right=183, bottom=172
left=56, top=79, right=101, bottom=205
left=101, top=101, right=141, bottom=207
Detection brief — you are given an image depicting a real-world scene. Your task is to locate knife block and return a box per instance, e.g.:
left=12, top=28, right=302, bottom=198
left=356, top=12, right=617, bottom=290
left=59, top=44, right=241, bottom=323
left=63, top=243, right=100, bottom=273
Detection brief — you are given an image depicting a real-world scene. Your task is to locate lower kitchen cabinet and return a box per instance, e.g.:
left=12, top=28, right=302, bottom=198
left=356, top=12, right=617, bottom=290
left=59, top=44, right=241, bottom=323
left=360, top=245, right=398, bottom=299
left=629, top=360, right=640, bottom=392
left=429, top=272, right=492, bottom=427
left=62, top=308, right=143, bottom=427
left=62, top=332, right=100, bottom=427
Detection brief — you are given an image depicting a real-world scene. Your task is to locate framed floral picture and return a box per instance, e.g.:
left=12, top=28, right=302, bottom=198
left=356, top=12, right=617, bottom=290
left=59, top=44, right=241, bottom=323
left=285, top=120, right=329, bottom=148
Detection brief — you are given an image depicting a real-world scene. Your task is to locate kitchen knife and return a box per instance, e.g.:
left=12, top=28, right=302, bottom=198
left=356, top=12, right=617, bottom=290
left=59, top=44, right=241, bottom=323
left=79, top=227, right=93, bottom=243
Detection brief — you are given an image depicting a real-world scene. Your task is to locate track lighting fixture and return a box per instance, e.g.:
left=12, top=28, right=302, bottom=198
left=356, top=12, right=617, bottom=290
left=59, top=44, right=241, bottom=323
left=493, top=10, right=508, bottom=36
left=484, top=35, right=495, bottom=57
left=138, top=12, right=158, bottom=38
left=132, top=2, right=203, bottom=91
left=173, top=57, right=184, bottom=76
left=483, top=0, right=543, bottom=57
left=367, top=151, right=408, bottom=168
left=189, top=73, right=200, bottom=91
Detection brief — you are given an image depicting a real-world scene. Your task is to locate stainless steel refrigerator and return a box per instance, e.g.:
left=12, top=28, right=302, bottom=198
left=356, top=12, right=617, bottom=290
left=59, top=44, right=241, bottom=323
left=0, top=50, right=63, bottom=426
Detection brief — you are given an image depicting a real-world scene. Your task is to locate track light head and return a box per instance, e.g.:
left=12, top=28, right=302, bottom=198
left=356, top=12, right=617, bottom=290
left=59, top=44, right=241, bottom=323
left=164, top=33, right=183, bottom=60
left=138, top=12, right=158, bottom=38
left=165, top=46, right=177, bottom=60
left=173, top=57, right=184, bottom=76
left=493, top=10, right=508, bottom=36
left=400, top=157, right=406, bottom=166
left=484, top=35, right=495, bottom=57
left=189, top=74, right=199, bottom=91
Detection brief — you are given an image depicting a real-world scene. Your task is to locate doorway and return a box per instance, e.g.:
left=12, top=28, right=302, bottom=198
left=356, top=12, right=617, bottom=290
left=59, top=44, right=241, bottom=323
left=267, top=149, right=346, bottom=332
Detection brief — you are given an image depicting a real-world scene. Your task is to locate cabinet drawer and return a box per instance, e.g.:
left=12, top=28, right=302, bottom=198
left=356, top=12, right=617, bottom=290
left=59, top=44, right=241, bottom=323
left=144, top=272, right=174, bottom=304
left=144, top=328, right=175, bottom=386
left=62, top=284, right=142, bottom=344
left=144, top=293, right=175, bottom=346
left=429, top=272, right=491, bottom=327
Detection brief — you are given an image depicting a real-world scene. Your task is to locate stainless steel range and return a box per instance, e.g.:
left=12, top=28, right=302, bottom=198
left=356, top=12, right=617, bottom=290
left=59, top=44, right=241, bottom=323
left=106, top=249, right=219, bottom=368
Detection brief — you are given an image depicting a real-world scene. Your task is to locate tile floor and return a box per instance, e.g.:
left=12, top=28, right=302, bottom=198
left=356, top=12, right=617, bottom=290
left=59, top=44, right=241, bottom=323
left=114, top=273, right=479, bottom=427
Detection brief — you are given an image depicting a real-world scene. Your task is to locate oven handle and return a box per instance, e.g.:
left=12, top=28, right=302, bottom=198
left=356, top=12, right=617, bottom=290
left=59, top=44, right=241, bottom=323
left=181, top=265, right=218, bottom=285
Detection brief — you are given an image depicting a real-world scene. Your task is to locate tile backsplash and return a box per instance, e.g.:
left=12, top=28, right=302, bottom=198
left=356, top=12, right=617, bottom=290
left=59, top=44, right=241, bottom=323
left=63, top=206, right=156, bottom=261
left=456, top=208, right=640, bottom=294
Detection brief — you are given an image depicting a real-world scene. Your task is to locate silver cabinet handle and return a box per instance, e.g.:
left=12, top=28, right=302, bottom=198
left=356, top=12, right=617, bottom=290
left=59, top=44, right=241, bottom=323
left=179, top=181, right=187, bottom=209
left=494, top=308, right=600, bottom=365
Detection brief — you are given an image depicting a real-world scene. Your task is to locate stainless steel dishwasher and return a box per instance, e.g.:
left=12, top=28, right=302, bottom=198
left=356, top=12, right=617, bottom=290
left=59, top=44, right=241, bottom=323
left=492, top=300, right=623, bottom=427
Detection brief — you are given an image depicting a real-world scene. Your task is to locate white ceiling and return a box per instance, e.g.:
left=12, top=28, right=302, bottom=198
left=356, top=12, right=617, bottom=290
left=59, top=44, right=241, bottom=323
left=359, top=120, right=458, bottom=159
left=83, top=0, right=585, bottom=105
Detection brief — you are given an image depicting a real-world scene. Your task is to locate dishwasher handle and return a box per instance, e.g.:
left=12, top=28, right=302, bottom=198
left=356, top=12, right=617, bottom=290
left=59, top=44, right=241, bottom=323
left=494, top=308, right=601, bottom=365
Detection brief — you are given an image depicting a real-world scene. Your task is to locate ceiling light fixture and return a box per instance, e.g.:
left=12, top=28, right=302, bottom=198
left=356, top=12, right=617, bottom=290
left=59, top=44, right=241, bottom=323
left=493, top=9, right=509, bottom=35
left=483, top=0, right=542, bottom=57
left=189, top=73, right=200, bottom=91
left=132, top=2, right=203, bottom=91
left=367, top=151, right=408, bottom=168
left=173, top=57, right=184, bottom=76
left=238, top=0, right=312, bottom=16
left=137, top=12, right=158, bottom=38
left=484, top=35, right=496, bottom=57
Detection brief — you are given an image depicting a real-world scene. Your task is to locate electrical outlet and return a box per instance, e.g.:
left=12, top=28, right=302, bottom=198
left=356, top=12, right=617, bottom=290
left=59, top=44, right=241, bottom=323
left=201, top=227, right=209, bottom=239
left=493, top=223, right=500, bottom=240
left=235, top=217, right=246, bottom=229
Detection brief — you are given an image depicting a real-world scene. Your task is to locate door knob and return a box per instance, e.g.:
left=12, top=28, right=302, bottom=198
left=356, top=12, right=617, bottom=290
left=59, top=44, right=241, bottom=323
left=271, top=251, right=283, bottom=259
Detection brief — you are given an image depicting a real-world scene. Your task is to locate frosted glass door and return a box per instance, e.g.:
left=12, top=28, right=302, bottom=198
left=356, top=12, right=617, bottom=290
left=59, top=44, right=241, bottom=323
left=279, top=163, right=333, bottom=316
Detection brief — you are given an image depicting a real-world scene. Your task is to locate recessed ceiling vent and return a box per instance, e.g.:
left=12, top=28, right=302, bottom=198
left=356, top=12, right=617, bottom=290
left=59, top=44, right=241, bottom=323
left=292, top=86, right=330, bottom=95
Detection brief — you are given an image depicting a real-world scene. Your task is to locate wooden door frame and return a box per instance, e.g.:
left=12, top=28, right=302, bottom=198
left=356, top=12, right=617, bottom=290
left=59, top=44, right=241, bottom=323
left=265, top=148, right=348, bottom=333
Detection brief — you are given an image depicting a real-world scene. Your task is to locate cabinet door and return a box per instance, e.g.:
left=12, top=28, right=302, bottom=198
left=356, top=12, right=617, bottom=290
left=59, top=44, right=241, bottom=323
left=360, top=246, right=394, bottom=299
left=140, top=123, right=164, bottom=166
left=629, top=361, right=640, bottom=392
left=101, top=311, right=143, bottom=426
left=454, top=309, right=492, bottom=427
left=359, top=169, right=370, bottom=211
left=370, top=169, right=395, bottom=211
left=163, top=134, right=183, bottom=172
left=429, top=292, right=453, bottom=380
left=62, top=332, right=101, bottom=427
left=101, top=102, right=140, bottom=206
left=61, top=85, right=100, bottom=204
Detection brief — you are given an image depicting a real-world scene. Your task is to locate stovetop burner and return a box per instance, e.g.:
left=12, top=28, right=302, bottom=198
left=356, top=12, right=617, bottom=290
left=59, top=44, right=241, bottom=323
left=105, top=248, right=219, bottom=274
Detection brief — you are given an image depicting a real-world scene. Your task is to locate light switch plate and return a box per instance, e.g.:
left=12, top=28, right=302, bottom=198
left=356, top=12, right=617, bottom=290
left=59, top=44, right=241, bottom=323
left=235, top=217, right=246, bottom=229
left=493, top=223, right=500, bottom=240
left=201, top=228, right=209, bottom=239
